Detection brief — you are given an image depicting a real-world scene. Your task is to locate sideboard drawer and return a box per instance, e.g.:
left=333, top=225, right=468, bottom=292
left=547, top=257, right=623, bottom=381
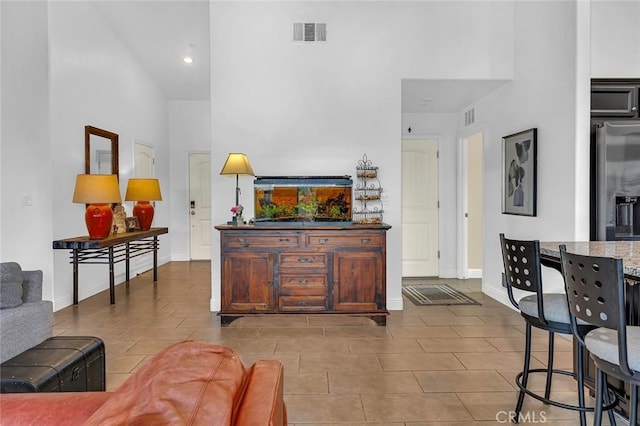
left=279, top=296, right=327, bottom=312
left=305, top=233, right=383, bottom=248
left=222, top=234, right=299, bottom=249
left=279, top=253, right=327, bottom=269
left=280, top=275, right=327, bottom=295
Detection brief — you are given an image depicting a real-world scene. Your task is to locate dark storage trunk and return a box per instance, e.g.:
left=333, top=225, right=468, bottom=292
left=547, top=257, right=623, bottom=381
left=0, top=336, right=105, bottom=393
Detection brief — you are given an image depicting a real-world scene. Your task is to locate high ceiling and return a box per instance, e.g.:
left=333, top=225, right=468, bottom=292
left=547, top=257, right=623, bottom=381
left=93, top=2, right=510, bottom=111
left=93, top=1, right=211, bottom=101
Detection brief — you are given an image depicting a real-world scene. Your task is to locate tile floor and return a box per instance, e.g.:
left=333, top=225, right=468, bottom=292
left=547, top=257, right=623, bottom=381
left=52, top=261, right=617, bottom=425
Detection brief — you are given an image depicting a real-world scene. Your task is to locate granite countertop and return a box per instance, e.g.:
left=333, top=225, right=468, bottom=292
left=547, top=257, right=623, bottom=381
left=539, top=241, right=640, bottom=278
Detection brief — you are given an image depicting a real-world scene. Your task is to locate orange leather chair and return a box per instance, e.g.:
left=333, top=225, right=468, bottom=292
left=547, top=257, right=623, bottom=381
left=0, top=341, right=286, bottom=425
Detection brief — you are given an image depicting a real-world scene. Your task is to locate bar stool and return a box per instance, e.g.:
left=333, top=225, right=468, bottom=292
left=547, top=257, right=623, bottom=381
left=560, top=247, right=636, bottom=426
left=500, top=234, right=603, bottom=424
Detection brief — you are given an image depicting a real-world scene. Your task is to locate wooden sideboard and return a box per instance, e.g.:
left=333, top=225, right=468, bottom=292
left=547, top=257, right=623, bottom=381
left=215, top=224, right=391, bottom=325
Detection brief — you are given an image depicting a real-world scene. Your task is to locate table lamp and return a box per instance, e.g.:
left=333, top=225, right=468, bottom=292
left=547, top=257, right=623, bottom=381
left=73, top=174, right=122, bottom=239
left=125, top=178, right=163, bottom=231
left=219, top=153, right=254, bottom=224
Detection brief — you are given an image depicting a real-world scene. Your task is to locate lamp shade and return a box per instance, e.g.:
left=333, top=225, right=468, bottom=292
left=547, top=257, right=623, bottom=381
left=125, top=178, right=162, bottom=231
left=72, top=174, right=122, bottom=204
left=219, top=153, right=255, bottom=176
left=72, top=174, right=121, bottom=239
left=124, top=178, right=163, bottom=201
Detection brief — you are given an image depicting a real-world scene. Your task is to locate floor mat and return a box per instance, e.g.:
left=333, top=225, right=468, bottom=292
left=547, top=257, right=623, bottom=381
left=402, top=283, right=481, bottom=306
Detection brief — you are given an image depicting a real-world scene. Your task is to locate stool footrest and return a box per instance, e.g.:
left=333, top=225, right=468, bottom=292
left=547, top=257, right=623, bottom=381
left=515, top=369, right=618, bottom=413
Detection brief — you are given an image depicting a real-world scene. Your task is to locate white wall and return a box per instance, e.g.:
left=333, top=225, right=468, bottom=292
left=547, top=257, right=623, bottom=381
left=46, top=2, right=171, bottom=308
left=0, top=1, right=55, bottom=300
left=591, top=0, right=640, bottom=77
left=209, top=1, right=515, bottom=311
left=478, top=1, right=582, bottom=302
left=168, top=100, right=211, bottom=260
left=401, top=113, right=459, bottom=278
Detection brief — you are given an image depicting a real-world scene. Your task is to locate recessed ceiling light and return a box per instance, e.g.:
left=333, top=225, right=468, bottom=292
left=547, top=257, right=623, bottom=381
left=183, top=56, right=194, bottom=64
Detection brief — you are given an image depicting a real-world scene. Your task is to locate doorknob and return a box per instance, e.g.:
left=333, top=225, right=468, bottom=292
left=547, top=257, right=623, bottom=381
left=190, top=211, right=196, bottom=215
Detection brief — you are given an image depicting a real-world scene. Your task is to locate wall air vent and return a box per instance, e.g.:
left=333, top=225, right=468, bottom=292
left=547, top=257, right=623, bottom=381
left=464, top=108, right=476, bottom=127
left=293, top=23, right=327, bottom=42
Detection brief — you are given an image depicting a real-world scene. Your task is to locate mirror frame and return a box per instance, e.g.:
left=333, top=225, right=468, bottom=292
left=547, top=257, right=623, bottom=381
left=85, top=125, right=119, bottom=179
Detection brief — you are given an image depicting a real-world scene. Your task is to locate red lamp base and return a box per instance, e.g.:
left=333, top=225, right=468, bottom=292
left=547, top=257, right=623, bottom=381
left=85, top=204, right=114, bottom=239
left=133, top=201, right=154, bottom=231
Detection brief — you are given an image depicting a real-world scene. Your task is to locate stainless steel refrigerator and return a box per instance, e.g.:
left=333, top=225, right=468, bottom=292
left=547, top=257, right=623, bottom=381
left=595, top=121, right=640, bottom=240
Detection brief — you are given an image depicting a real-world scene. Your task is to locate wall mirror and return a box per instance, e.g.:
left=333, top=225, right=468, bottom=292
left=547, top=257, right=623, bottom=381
left=85, top=125, right=119, bottom=179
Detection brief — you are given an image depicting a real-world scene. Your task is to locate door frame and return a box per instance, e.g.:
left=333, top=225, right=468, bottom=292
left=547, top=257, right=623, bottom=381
left=458, top=136, right=469, bottom=279
left=401, top=134, right=441, bottom=278
left=457, top=129, right=484, bottom=279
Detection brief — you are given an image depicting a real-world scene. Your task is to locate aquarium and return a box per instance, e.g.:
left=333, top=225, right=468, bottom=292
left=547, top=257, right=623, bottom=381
left=254, top=176, right=352, bottom=224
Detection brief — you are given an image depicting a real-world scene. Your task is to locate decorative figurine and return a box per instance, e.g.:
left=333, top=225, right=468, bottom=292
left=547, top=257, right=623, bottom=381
left=112, top=204, right=127, bottom=234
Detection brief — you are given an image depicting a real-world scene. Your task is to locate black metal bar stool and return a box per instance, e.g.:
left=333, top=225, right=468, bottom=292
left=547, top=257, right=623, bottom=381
left=560, top=247, right=638, bottom=425
left=500, top=234, right=615, bottom=424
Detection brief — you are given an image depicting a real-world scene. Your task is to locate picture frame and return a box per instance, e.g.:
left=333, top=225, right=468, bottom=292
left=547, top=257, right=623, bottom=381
left=125, top=216, right=141, bottom=232
left=502, top=128, right=537, bottom=216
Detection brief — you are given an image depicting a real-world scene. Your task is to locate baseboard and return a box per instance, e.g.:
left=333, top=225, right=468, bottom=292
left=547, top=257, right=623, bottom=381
left=387, top=297, right=403, bottom=311
left=482, top=285, right=517, bottom=312
left=210, top=297, right=221, bottom=312
left=171, top=254, right=190, bottom=261
left=439, top=268, right=457, bottom=279
left=467, top=269, right=482, bottom=279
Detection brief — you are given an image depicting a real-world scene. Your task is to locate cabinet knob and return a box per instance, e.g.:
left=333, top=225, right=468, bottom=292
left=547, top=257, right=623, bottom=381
left=298, top=301, right=309, bottom=306
left=361, top=238, right=371, bottom=244
left=267, top=280, right=273, bottom=286
left=297, top=257, right=311, bottom=263
left=318, top=238, right=328, bottom=244
left=279, top=238, right=290, bottom=242
left=298, top=279, right=308, bottom=284
left=236, top=238, right=248, bottom=247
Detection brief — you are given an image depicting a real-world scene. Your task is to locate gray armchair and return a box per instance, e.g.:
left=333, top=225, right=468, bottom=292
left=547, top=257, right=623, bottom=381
left=0, top=262, right=53, bottom=363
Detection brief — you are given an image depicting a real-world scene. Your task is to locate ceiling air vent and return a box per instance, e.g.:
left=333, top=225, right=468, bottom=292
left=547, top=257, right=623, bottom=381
left=464, top=108, right=475, bottom=127
left=293, top=23, right=327, bottom=42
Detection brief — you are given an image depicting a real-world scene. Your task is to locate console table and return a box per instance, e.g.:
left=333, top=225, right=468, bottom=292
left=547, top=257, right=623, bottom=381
left=53, top=227, right=168, bottom=304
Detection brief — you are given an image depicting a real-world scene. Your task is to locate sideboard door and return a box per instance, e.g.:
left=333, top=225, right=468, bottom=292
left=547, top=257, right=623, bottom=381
left=221, top=252, right=275, bottom=312
left=332, top=251, right=383, bottom=311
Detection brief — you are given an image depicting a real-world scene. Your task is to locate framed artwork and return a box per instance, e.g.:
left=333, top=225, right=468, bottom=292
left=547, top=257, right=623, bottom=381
left=502, top=128, right=537, bottom=216
left=125, top=216, right=141, bottom=232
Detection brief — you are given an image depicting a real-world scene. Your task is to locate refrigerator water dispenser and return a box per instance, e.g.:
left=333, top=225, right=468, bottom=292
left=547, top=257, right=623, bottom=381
left=615, top=195, right=640, bottom=237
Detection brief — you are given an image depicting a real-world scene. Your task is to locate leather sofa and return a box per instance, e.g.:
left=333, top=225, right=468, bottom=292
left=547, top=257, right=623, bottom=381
left=0, top=341, right=287, bottom=425
left=0, top=262, right=53, bottom=363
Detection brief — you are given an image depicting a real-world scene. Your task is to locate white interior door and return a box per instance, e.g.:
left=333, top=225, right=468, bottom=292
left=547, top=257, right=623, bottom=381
left=402, top=139, right=439, bottom=277
left=189, top=153, right=211, bottom=260
left=134, top=142, right=154, bottom=177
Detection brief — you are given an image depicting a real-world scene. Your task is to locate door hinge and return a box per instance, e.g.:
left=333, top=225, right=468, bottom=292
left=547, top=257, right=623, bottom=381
left=437, top=150, right=439, bottom=159
left=437, top=201, right=440, bottom=208
left=437, top=250, right=440, bottom=259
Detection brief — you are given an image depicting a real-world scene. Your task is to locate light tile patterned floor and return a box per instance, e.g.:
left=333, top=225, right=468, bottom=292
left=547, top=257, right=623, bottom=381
left=52, top=262, right=618, bottom=425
